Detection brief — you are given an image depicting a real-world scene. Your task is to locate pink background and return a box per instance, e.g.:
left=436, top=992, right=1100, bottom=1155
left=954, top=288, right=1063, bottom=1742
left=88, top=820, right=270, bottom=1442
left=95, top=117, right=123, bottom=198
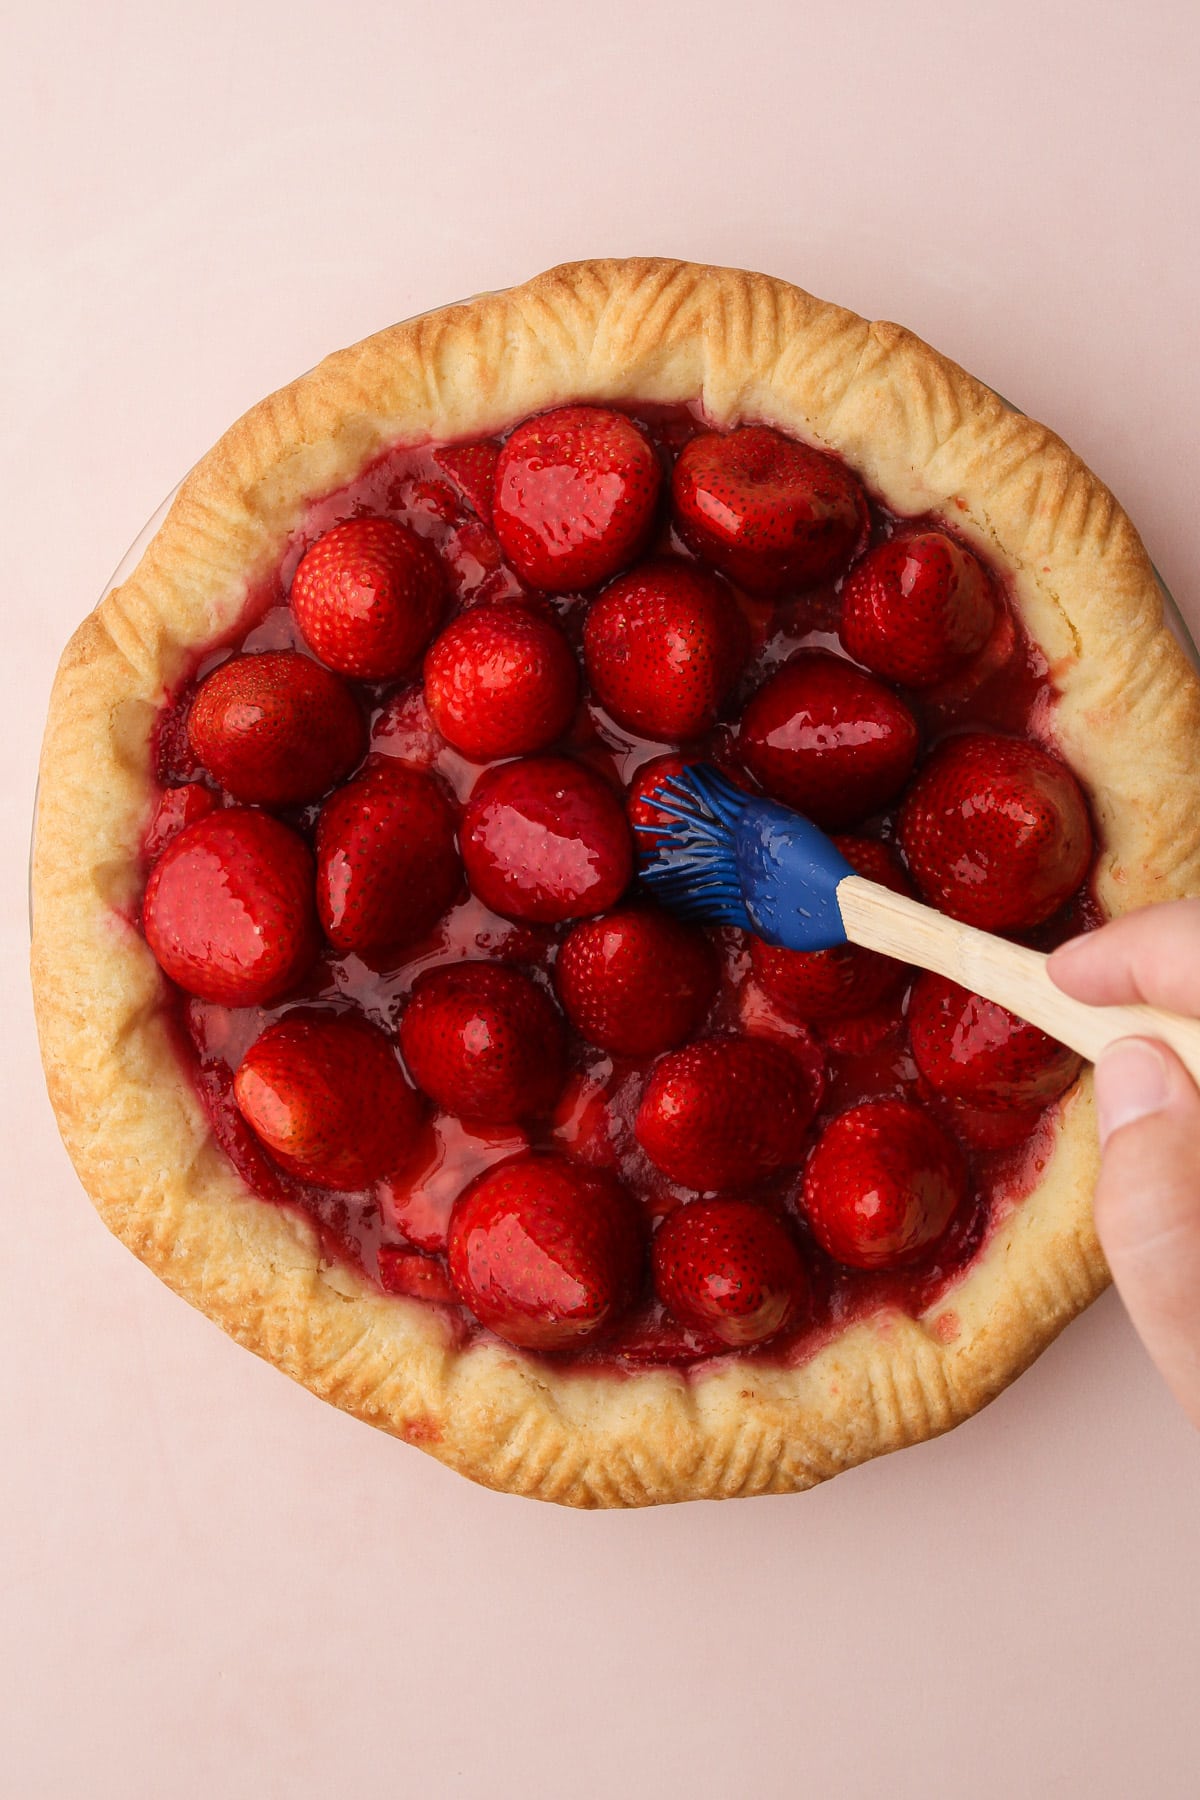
left=7, top=3, right=1200, bottom=1794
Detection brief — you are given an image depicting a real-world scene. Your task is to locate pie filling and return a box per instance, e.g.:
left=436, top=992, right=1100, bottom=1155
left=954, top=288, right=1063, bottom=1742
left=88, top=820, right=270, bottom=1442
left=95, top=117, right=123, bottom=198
left=141, top=401, right=1101, bottom=1373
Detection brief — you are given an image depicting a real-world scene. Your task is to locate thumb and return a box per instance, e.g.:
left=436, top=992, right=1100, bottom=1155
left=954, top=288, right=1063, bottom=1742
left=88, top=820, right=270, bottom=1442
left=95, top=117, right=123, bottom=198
left=1092, top=1038, right=1200, bottom=1429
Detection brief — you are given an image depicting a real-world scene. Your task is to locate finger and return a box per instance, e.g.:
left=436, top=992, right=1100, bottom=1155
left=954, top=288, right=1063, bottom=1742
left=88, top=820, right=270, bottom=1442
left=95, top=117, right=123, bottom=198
left=1047, top=898, right=1200, bottom=1012
left=1092, top=1037, right=1200, bottom=1429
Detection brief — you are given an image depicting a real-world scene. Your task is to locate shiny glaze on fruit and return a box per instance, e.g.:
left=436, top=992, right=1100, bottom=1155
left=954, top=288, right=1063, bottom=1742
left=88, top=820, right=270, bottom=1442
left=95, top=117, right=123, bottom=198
left=145, top=403, right=1100, bottom=1375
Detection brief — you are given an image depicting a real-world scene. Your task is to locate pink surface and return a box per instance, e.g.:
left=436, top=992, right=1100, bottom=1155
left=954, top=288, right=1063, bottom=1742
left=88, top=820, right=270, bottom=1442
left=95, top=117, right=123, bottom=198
left=7, top=4, right=1200, bottom=1795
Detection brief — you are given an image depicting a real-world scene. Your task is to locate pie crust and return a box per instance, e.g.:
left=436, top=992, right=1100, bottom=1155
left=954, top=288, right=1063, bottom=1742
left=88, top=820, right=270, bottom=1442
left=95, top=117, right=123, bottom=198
left=32, top=258, right=1200, bottom=1507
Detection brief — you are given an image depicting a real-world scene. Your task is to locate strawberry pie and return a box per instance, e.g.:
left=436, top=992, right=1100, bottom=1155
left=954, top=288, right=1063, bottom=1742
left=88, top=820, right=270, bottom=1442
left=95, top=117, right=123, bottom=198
left=33, top=260, right=1200, bottom=1506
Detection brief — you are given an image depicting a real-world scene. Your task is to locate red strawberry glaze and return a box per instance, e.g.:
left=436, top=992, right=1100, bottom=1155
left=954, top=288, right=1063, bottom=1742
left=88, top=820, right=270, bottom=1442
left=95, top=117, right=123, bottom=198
left=141, top=402, right=1104, bottom=1376
left=144, top=783, right=217, bottom=860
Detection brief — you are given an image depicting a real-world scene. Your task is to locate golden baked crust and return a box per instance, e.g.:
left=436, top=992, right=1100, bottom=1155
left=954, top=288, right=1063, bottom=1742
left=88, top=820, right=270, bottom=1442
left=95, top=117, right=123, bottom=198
left=32, top=258, right=1200, bottom=1506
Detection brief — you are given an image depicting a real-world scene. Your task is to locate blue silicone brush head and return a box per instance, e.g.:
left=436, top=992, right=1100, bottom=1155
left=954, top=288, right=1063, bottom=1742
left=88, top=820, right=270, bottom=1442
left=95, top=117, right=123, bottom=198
left=635, top=765, right=856, bottom=953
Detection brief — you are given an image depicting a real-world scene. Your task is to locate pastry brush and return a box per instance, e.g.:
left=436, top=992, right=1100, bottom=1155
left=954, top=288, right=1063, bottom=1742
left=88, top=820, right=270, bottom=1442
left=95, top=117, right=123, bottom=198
left=635, top=764, right=1200, bottom=1084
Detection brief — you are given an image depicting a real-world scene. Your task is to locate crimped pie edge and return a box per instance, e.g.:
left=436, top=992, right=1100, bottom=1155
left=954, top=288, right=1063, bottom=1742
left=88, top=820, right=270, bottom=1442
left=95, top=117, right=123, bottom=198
left=31, top=258, right=1200, bottom=1505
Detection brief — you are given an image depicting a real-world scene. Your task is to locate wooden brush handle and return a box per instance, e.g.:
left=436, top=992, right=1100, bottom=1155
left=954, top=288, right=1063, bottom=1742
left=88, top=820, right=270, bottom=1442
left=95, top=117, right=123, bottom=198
left=837, top=875, right=1200, bottom=1086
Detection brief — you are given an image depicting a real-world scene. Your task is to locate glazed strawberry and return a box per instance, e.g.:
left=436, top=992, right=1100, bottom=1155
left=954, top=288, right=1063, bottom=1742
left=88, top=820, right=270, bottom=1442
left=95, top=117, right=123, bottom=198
left=839, top=532, right=995, bottom=688
left=898, top=733, right=1093, bottom=930
left=802, top=1099, right=965, bottom=1270
left=291, top=516, right=446, bottom=680
left=492, top=406, right=661, bottom=591
left=315, top=763, right=461, bottom=953
left=423, top=602, right=578, bottom=759
left=399, top=962, right=567, bottom=1123
left=750, top=837, right=913, bottom=1021
left=187, top=651, right=365, bottom=805
left=377, top=1247, right=457, bottom=1303
left=233, top=1012, right=422, bottom=1189
left=907, top=972, right=1083, bottom=1109
left=144, top=783, right=217, bottom=861
left=462, top=755, right=633, bottom=922
left=143, top=809, right=319, bottom=1005
left=447, top=1152, right=644, bottom=1351
left=626, top=752, right=700, bottom=849
left=943, top=1097, right=1049, bottom=1153
left=191, top=1060, right=290, bottom=1205
left=652, top=1196, right=809, bottom=1347
left=432, top=441, right=500, bottom=525
left=555, top=904, right=719, bottom=1057
left=582, top=557, right=750, bottom=742
left=671, top=426, right=867, bottom=597
left=635, top=1035, right=822, bottom=1191
left=626, top=749, right=754, bottom=855
left=736, top=649, right=919, bottom=829
left=815, top=993, right=909, bottom=1059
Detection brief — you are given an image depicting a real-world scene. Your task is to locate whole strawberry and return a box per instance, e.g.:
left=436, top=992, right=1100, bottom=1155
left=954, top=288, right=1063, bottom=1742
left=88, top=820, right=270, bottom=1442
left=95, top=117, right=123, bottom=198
left=750, top=837, right=913, bottom=1021
left=400, top=961, right=567, bottom=1123
left=433, top=440, right=500, bottom=525
left=143, top=808, right=319, bottom=1005
left=737, top=649, right=919, bottom=828
left=635, top=1034, right=823, bottom=1191
left=802, top=1099, right=965, bottom=1269
left=583, top=556, right=750, bottom=741
left=462, top=755, right=632, bottom=922
left=492, top=406, right=661, bottom=591
left=839, top=532, right=995, bottom=688
left=233, top=1011, right=422, bottom=1188
left=907, top=971, right=1083, bottom=1110
left=898, top=733, right=1092, bottom=930
left=652, top=1196, right=809, bottom=1347
left=424, top=601, right=578, bottom=759
left=187, top=650, right=365, bottom=805
left=315, top=763, right=462, bottom=953
left=291, top=516, right=446, bottom=680
left=447, top=1151, right=644, bottom=1351
left=672, top=426, right=867, bottom=596
left=555, top=904, right=719, bottom=1057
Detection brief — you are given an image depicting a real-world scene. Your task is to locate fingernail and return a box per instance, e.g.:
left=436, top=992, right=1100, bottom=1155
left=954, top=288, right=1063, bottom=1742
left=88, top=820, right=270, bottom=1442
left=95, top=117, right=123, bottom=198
left=1095, top=1040, right=1171, bottom=1147
left=1047, top=933, right=1090, bottom=972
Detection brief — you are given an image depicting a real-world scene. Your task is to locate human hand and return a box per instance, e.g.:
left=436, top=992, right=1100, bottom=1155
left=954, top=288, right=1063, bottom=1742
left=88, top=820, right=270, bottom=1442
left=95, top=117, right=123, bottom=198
left=1049, top=899, right=1200, bottom=1427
